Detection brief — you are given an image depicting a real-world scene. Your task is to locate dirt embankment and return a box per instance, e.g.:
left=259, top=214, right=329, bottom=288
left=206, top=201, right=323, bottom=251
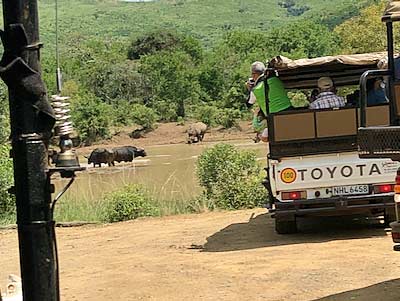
left=77, top=121, right=256, bottom=156
left=1, top=209, right=400, bottom=301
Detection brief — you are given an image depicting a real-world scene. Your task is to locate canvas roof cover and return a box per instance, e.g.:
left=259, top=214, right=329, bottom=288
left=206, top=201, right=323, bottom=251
left=383, top=0, right=400, bottom=21
left=270, top=53, right=387, bottom=71
left=269, top=53, right=388, bottom=89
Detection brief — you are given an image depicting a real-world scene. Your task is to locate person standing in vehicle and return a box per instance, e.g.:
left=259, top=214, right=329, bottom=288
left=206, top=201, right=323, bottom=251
left=246, top=61, right=292, bottom=115
left=367, top=77, right=388, bottom=106
left=309, top=77, right=345, bottom=109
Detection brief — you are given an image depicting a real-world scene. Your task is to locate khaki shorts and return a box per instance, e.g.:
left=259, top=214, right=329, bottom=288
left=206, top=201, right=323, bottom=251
left=261, top=128, right=268, bottom=138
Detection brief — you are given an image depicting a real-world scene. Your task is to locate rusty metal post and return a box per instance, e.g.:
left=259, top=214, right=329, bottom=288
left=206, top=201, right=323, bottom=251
left=0, top=1, right=58, bottom=300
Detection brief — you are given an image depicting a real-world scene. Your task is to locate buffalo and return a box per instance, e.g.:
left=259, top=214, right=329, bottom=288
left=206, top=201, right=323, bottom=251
left=87, top=148, right=115, bottom=167
left=112, top=146, right=147, bottom=163
left=187, top=122, right=207, bottom=144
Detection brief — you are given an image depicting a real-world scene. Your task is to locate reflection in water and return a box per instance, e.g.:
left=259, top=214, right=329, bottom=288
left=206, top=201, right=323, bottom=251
left=53, top=140, right=267, bottom=202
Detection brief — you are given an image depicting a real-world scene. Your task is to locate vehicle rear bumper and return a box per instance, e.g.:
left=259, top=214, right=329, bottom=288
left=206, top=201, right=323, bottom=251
left=275, top=193, right=394, bottom=216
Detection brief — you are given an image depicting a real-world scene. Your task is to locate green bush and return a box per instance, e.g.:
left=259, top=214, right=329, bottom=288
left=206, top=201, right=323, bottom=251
left=70, top=91, right=113, bottom=145
left=195, top=105, right=241, bottom=128
left=0, top=82, right=10, bottom=144
left=130, top=104, right=158, bottom=129
left=195, top=105, right=219, bottom=126
left=152, top=101, right=178, bottom=122
left=102, top=184, right=159, bottom=223
left=288, top=91, right=309, bottom=108
left=216, top=108, right=241, bottom=129
left=0, top=144, right=15, bottom=217
left=113, top=102, right=157, bottom=129
left=196, top=144, right=267, bottom=210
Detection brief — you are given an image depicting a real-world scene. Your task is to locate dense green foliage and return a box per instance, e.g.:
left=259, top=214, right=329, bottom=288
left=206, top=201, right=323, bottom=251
left=102, top=184, right=159, bottom=222
left=0, top=82, right=10, bottom=144
left=70, top=90, right=113, bottom=145
left=335, top=1, right=399, bottom=53
left=0, top=0, right=390, bottom=224
left=0, top=144, right=15, bottom=218
left=0, top=0, right=370, bottom=144
left=196, top=144, right=268, bottom=210
left=267, top=20, right=340, bottom=59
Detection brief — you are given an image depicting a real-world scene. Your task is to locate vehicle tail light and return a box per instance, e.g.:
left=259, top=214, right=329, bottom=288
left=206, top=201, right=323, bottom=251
left=281, top=191, right=306, bottom=200
left=374, top=184, right=394, bottom=194
left=392, top=231, right=400, bottom=243
left=395, top=169, right=400, bottom=193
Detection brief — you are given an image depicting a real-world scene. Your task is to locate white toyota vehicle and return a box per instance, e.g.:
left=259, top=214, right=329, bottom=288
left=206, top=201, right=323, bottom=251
left=262, top=53, right=399, bottom=233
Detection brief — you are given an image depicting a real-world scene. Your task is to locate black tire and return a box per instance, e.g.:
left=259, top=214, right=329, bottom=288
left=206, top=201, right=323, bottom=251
left=384, top=208, right=397, bottom=226
left=275, top=219, right=297, bottom=234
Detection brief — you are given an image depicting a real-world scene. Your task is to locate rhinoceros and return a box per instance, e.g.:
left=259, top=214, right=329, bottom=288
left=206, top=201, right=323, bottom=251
left=87, top=148, right=115, bottom=167
left=187, top=122, right=207, bottom=144
left=112, top=146, right=147, bottom=163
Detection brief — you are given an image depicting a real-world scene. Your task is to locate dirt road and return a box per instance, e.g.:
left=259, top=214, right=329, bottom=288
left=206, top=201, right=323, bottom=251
left=1, top=209, right=400, bottom=300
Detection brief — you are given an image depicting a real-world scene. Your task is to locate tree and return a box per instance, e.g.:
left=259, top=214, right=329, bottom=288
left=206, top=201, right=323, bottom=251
left=128, top=29, right=202, bottom=62
left=140, top=50, right=200, bottom=118
left=267, top=20, right=340, bottom=59
left=70, top=89, right=113, bottom=145
left=334, top=1, right=392, bottom=54
left=85, top=60, right=149, bottom=104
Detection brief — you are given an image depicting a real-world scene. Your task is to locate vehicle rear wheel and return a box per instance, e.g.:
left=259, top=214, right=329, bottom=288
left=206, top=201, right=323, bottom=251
left=275, top=218, right=297, bottom=234
left=384, top=208, right=397, bottom=226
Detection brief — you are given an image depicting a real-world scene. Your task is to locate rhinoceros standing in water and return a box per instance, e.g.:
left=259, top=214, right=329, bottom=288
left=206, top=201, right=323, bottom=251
left=87, top=148, right=115, bottom=167
left=187, top=122, right=207, bottom=144
left=112, top=146, right=147, bottom=163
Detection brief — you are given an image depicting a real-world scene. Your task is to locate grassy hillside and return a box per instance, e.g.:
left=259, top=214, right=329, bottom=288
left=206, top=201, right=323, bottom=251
left=35, top=0, right=375, bottom=48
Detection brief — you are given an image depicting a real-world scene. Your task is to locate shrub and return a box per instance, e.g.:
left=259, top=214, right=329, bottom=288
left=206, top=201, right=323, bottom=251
left=114, top=101, right=158, bottom=129
left=152, top=101, right=178, bottom=122
left=195, top=105, right=241, bottom=128
left=0, top=143, right=15, bottom=217
left=0, top=82, right=10, bottom=144
left=70, top=91, right=113, bottom=145
left=288, top=91, right=309, bottom=108
left=196, top=144, right=267, bottom=210
left=195, top=105, right=219, bottom=126
left=130, top=104, right=158, bottom=129
left=102, top=184, right=159, bottom=223
left=215, top=108, right=241, bottom=129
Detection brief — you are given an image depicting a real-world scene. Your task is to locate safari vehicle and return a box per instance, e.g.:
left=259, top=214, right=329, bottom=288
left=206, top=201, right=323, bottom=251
left=356, top=1, right=400, bottom=248
left=264, top=52, right=400, bottom=234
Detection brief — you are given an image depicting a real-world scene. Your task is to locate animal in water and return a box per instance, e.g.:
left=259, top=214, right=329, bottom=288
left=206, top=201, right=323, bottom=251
left=112, top=146, right=147, bottom=163
left=87, top=148, right=115, bottom=167
left=187, top=122, right=207, bottom=144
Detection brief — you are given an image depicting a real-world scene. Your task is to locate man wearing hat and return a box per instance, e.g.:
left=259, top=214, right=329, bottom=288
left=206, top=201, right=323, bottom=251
left=245, top=61, right=292, bottom=142
left=309, top=77, right=345, bottom=109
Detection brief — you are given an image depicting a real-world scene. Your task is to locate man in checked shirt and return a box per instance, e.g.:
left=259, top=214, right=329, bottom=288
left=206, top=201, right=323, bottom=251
left=309, top=77, right=346, bottom=110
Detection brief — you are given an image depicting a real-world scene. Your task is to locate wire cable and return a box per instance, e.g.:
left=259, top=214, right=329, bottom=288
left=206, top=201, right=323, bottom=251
left=55, top=0, right=62, bottom=93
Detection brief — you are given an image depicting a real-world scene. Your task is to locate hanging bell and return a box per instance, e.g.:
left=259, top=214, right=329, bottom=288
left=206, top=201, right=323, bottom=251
left=51, top=95, right=81, bottom=168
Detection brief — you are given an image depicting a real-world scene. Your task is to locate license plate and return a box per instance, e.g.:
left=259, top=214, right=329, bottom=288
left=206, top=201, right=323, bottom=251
left=332, top=185, right=369, bottom=196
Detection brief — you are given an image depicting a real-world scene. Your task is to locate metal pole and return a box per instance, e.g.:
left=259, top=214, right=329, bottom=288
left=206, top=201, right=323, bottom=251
left=386, top=21, right=397, bottom=125
left=1, top=1, right=58, bottom=300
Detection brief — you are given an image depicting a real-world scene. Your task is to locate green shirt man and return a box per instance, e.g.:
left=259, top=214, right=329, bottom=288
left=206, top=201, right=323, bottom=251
left=248, top=76, right=292, bottom=115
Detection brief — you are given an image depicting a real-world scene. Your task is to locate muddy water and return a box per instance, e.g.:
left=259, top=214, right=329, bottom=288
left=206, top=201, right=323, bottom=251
left=53, top=140, right=268, bottom=202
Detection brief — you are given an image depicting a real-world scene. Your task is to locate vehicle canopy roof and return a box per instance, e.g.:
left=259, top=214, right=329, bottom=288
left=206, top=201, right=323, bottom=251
left=383, top=0, right=400, bottom=22
left=269, top=52, right=387, bottom=89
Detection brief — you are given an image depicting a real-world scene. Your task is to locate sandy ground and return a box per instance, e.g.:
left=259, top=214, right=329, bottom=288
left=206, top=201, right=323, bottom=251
left=1, top=209, right=400, bottom=301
